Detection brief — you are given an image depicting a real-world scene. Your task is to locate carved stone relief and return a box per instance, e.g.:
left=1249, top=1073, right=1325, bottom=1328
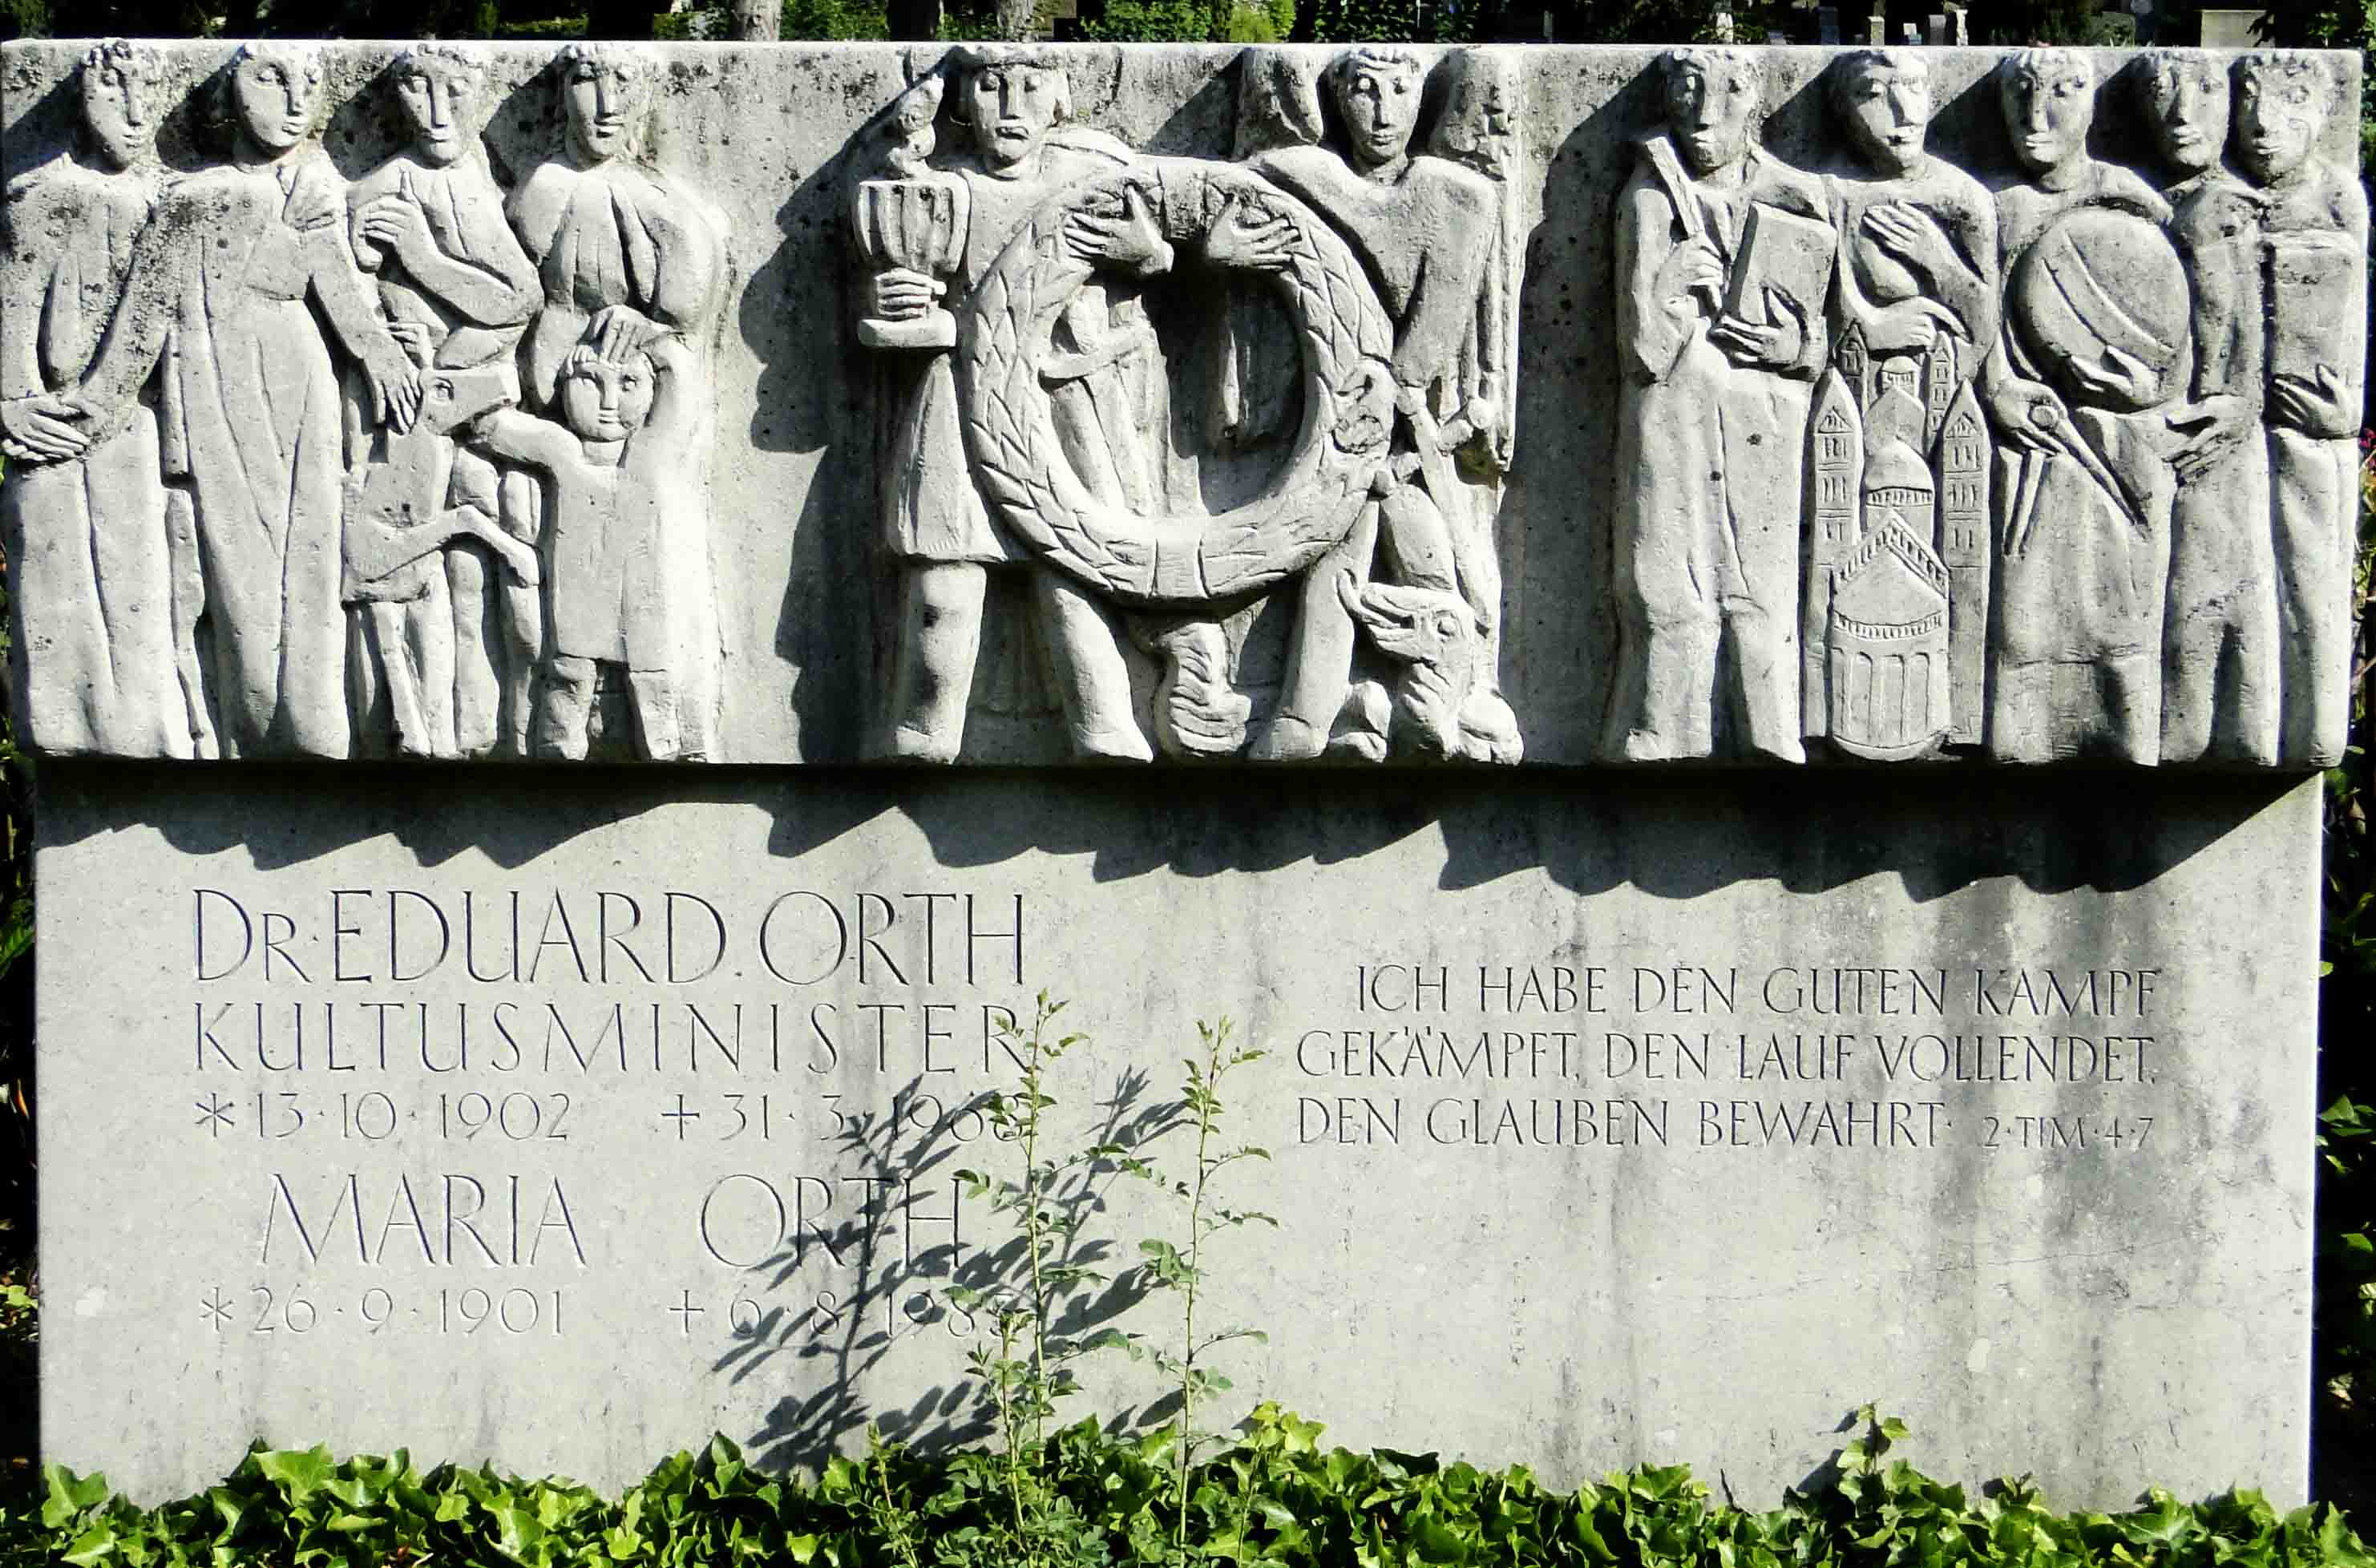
left=1604, top=47, right=1832, bottom=764
left=859, top=42, right=1525, bottom=766
left=0, top=41, right=188, bottom=758
left=0, top=41, right=2362, bottom=768
left=74, top=41, right=433, bottom=761
left=0, top=38, right=729, bottom=762
left=1594, top=41, right=2362, bottom=768
left=509, top=42, right=729, bottom=761
left=1806, top=47, right=1995, bottom=760
left=2230, top=50, right=2367, bottom=769
left=345, top=43, right=540, bottom=760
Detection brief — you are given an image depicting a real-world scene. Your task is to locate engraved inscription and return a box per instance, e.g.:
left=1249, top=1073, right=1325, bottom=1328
left=1299, top=960, right=2172, bottom=1153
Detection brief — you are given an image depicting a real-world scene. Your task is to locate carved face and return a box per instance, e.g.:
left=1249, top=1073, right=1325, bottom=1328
left=234, top=48, right=318, bottom=156
left=1331, top=59, right=1424, bottom=170
left=2140, top=54, right=2229, bottom=174
left=80, top=52, right=152, bottom=170
left=1841, top=57, right=1930, bottom=175
left=2235, top=60, right=2324, bottom=183
left=560, top=354, right=656, bottom=443
left=565, top=58, right=645, bottom=164
left=1666, top=59, right=1758, bottom=176
left=398, top=57, right=479, bottom=167
left=1465, top=67, right=1513, bottom=140
left=964, top=63, right=1063, bottom=172
left=1998, top=57, right=2094, bottom=174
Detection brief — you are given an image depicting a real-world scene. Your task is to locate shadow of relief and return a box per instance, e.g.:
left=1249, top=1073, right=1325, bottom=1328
left=32, top=755, right=2301, bottom=903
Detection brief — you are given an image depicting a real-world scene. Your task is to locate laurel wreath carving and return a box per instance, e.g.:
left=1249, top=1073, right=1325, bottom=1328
left=956, top=158, right=1396, bottom=608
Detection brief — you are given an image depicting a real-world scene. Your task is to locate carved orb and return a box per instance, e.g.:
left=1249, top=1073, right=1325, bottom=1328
left=2010, top=208, right=2188, bottom=413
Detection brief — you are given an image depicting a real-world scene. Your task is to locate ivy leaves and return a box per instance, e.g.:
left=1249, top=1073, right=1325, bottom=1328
left=10, top=1408, right=2374, bottom=1568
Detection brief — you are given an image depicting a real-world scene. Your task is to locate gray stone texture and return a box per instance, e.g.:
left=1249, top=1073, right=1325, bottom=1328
left=38, top=762, right=2317, bottom=1505
left=1, top=42, right=2362, bottom=766
left=12, top=35, right=2337, bottom=1521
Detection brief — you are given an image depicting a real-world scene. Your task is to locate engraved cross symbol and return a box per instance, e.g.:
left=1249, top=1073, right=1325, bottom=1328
left=663, top=1094, right=701, bottom=1139
left=194, top=1092, right=236, bottom=1137
left=669, top=1290, right=706, bottom=1335
left=200, top=1287, right=232, bottom=1332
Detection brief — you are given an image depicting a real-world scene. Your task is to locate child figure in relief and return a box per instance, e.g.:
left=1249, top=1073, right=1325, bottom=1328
left=464, top=328, right=705, bottom=760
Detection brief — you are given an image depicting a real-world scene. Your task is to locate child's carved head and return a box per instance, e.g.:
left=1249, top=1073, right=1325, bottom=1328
left=560, top=343, right=657, bottom=441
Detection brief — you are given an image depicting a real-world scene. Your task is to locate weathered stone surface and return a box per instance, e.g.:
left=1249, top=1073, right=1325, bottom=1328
left=2, top=41, right=2362, bottom=766
left=15, top=31, right=2338, bottom=1524
left=38, top=762, right=2316, bottom=1503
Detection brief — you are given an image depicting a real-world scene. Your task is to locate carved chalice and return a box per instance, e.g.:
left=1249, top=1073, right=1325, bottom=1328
left=851, top=174, right=969, bottom=350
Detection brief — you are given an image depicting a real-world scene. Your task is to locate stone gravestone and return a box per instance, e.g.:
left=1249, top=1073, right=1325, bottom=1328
left=3, top=39, right=2356, bottom=1507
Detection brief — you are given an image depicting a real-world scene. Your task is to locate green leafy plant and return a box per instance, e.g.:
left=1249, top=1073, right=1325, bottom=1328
left=948, top=992, right=1138, bottom=1566
left=1113, top=1017, right=1275, bottom=1553
left=10, top=1412, right=2372, bottom=1568
left=2312, top=434, right=2376, bottom=1514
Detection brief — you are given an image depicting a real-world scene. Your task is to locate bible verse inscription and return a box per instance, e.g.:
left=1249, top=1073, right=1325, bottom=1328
left=1301, top=962, right=2165, bottom=1152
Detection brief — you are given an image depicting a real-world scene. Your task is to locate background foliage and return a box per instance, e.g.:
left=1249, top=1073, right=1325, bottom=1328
left=0, top=0, right=2349, bottom=45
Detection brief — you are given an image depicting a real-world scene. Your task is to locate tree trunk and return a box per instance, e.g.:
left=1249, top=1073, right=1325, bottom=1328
left=733, top=0, right=782, bottom=38
left=886, top=0, right=942, bottom=34
left=995, top=0, right=1036, bottom=37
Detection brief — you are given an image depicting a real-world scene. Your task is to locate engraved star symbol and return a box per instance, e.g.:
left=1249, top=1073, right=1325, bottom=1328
left=194, top=1092, right=235, bottom=1137
left=200, top=1287, right=232, bottom=1332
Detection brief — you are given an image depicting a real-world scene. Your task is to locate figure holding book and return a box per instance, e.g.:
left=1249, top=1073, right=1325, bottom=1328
left=1604, top=47, right=1832, bottom=763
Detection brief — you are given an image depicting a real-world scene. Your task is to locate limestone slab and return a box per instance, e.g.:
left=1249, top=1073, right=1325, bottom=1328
left=37, top=762, right=2317, bottom=1504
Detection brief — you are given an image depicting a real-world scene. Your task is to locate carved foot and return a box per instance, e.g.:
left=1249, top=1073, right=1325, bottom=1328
left=1249, top=713, right=1327, bottom=762
left=881, top=724, right=962, bottom=765
left=1147, top=622, right=1251, bottom=758
left=1072, top=723, right=1155, bottom=763
left=1329, top=681, right=1392, bottom=762
left=1458, top=689, right=1524, bottom=765
left=1617, top=729, right=1672, bottom=763
left=1157, top=695, right=1251, bottom=757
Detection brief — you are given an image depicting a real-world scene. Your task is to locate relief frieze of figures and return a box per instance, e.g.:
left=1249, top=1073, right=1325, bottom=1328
left=0, top=39, right=2361, bottom=768
left=2, top=38, right=725, bottom=762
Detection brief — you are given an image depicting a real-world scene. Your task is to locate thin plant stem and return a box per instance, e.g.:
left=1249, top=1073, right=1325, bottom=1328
left=1174, top=1028, right=1221, bottom=1548
left=1023, top=1020, right=1049, bottom=1453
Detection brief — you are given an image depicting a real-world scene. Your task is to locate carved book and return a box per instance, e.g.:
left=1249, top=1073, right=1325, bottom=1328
left=1724, top=201, right=1834, bottom=329
left=2265, top=232, right=2359, bottom=397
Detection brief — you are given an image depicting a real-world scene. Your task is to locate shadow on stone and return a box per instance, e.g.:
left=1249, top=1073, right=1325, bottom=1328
left=33, top=758, right=2295, bottom=902
left=724, top=1067, right=1180, bottom=1470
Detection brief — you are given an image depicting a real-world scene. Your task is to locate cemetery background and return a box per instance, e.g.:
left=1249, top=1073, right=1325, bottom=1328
left=0, top=2, right=2366, bottom=1557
